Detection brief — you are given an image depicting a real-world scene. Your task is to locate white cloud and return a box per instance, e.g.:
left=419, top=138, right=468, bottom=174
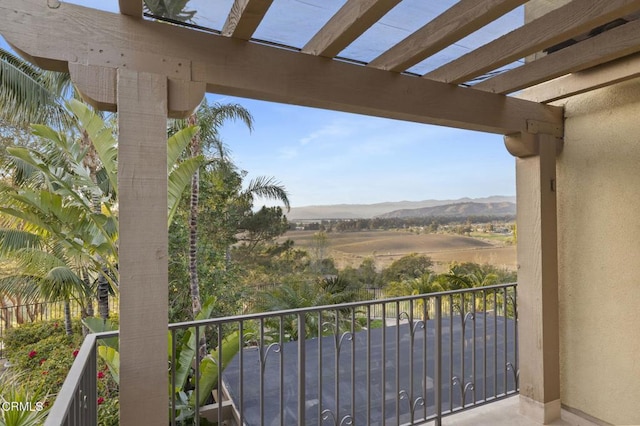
left=278, top=147, right=299, bottom=160
left=299, top=121, right=355, bottom=145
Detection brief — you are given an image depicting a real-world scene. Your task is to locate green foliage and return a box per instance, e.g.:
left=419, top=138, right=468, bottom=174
left=166, top=297, right=241, bottom=422
left=382, top=253, right=434, bottom=284
left=0, top=371, right=49, bottom=426
left=96, top=361, right=119, bottom=426
left=97, top=347, right=120, bottom=385
left=3, top=319, right=79, bottom=355
left=0, top=47, right=71, bottom=129
left=253, top=275, right=365, bottom=340
left=190, top=331, right=240, bottom=407
left=4, top=322, right=82, bottom=398
left=82, top=317, right=119, bottom=350
left=70, top=99, right=202, bottom=227
left=385, top=273, right=446, bottom=298
left=170, top=298, right=215, bottom=395
left=237, top=206, right=289, bottom=250
left=444, top=261, right=515, bottom=289
left=144, top=0, right=197, bottom=22
left=2, top=318, right=118, bottom=424
left=97, top=396, right=119, bottom=426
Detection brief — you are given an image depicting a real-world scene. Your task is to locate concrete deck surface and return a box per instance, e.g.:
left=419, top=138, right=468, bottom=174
left=439, top=396, right=600, bottom=426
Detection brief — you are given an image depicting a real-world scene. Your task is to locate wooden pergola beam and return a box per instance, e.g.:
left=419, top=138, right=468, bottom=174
left=222, top=0, right=273, bottom=40
left=519, top=51, right=640, bottom=103
left=424, top=0, right=640, bottom=84
left=475, top=19, right=640, bottom=94
left=0, top=0, right=562, bottom=136
left=119, top=0, right=142, bottom=18
left=302, top=0, right=401, bottom=58
left=368, top=0, right=526, bottom=72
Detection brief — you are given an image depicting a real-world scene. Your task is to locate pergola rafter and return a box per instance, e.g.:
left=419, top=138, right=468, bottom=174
left=367, top=0, right=527, bottom=72
left=476, top=17, right=640, bottom=94
left=302, top=0, right=402, bottom=57
left=423, top=0, right=640, bottom=84
left=0, top=0, right=562, bottom=135
left=222, top=0, right=274, bottom=40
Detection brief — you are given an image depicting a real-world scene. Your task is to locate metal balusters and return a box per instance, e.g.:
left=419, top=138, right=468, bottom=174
left=366, top=305, right=372, bottom=424
left=170, top=328, right=177, bottom=426
left=47, top=284, right=519, bottom=426
left=395, top=301, right=401, bottom=425
left=381, top=301, right=386, bottom=423
left=318, top=311, right=323, bottom=423
left=194, top=325, right=200, bottom=426
left=239, top=320, right=244, bottom=426
left=493, top=289, right=498, bottom=398
left=434, top=295, right=443, bottom=426
left=503, top=288, right=508, bottom=396
left=297, top=312, right=306, bottom=425
left=449, top=293, right=454, bottom=413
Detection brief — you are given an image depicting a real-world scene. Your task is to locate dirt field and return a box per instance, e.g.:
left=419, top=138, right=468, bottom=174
left=282, top=230, right=516, bottom=272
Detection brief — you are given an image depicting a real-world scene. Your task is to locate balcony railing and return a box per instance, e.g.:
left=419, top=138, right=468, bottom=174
left=46, top=283, right=518, bottom=425
left=44, top=331, right=118, bottom=426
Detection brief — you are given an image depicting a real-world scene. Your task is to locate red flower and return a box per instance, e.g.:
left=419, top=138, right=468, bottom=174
left=28, top=350, right=37, bottom=359
left=39, top=358, right=47, bottom=365
left=54, top=322, right=59, bottom=328
left=97, top=397, right=105, bottom=405
left=72, top=349, right=79, bottom=358
left=41, top=371, right=48, bottom=375
left=97, top=371, right=105, bottom=379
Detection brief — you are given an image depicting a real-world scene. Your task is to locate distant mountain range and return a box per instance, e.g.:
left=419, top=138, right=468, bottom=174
left=286, top=196, right=516, bottom=220
left=376, top=201, right=516, bottom=219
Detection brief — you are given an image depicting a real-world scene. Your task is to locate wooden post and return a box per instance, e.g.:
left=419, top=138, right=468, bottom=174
left=117, top=69, right=169, bottom=426
left=506, top=132, right=561, bottom=423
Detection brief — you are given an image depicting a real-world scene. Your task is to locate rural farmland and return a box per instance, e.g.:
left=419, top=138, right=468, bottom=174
left=282, top=229, right=516, bottom=272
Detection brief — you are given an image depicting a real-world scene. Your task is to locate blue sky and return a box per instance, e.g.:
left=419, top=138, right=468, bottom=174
left=1, top=0, right=515, bottom=208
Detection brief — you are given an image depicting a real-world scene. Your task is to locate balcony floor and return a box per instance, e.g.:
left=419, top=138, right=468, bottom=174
left=439, top=396, right=599, bottom=426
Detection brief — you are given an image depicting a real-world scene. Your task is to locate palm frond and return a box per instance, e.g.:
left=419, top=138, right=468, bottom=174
left=144, top=0, right=197, bottom=22
left=244, top=176, right=291, bottom=211
left=0, top=229, right=43, bottom=253
left=68, top=99, right=118, bottom=195
left=168, top=156, right=203, bottom=226
left=167, top=125, right=199, bottom=170
left=0, top=48, right=71, bottom=127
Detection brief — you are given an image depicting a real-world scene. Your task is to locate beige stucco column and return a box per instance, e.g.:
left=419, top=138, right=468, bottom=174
left=505, top=131, right=561, bottom=424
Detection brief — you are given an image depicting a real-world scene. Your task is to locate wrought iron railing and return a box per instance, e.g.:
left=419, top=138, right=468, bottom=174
left=44, top=331, right=118, bottom=426
left=46, top=283, right=517, bottom=425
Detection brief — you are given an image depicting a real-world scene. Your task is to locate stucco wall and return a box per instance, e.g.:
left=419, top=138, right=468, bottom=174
left=556, top=77, right=640, bottom=425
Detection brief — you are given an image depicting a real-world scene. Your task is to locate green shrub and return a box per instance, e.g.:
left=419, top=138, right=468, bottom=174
left=9, top=333, right=82, bottom=395
left=2, top=319, right=79, bottom=355
left=4, top=318, right=121, bottom=423
left=97, top=363, right=119, bottom=426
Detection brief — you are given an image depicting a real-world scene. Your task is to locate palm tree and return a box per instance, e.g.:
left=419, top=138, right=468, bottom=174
left=72, top=99, right=202, bottom=318
left=0, top=99, right=201, bottom=326
left=173, top=100, right=262, bottom=318
left=253, top=276, right=362, bottom=340
left=0, top=47, right=71, bottom=128
left=0, top=115, right=118, bottom=331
